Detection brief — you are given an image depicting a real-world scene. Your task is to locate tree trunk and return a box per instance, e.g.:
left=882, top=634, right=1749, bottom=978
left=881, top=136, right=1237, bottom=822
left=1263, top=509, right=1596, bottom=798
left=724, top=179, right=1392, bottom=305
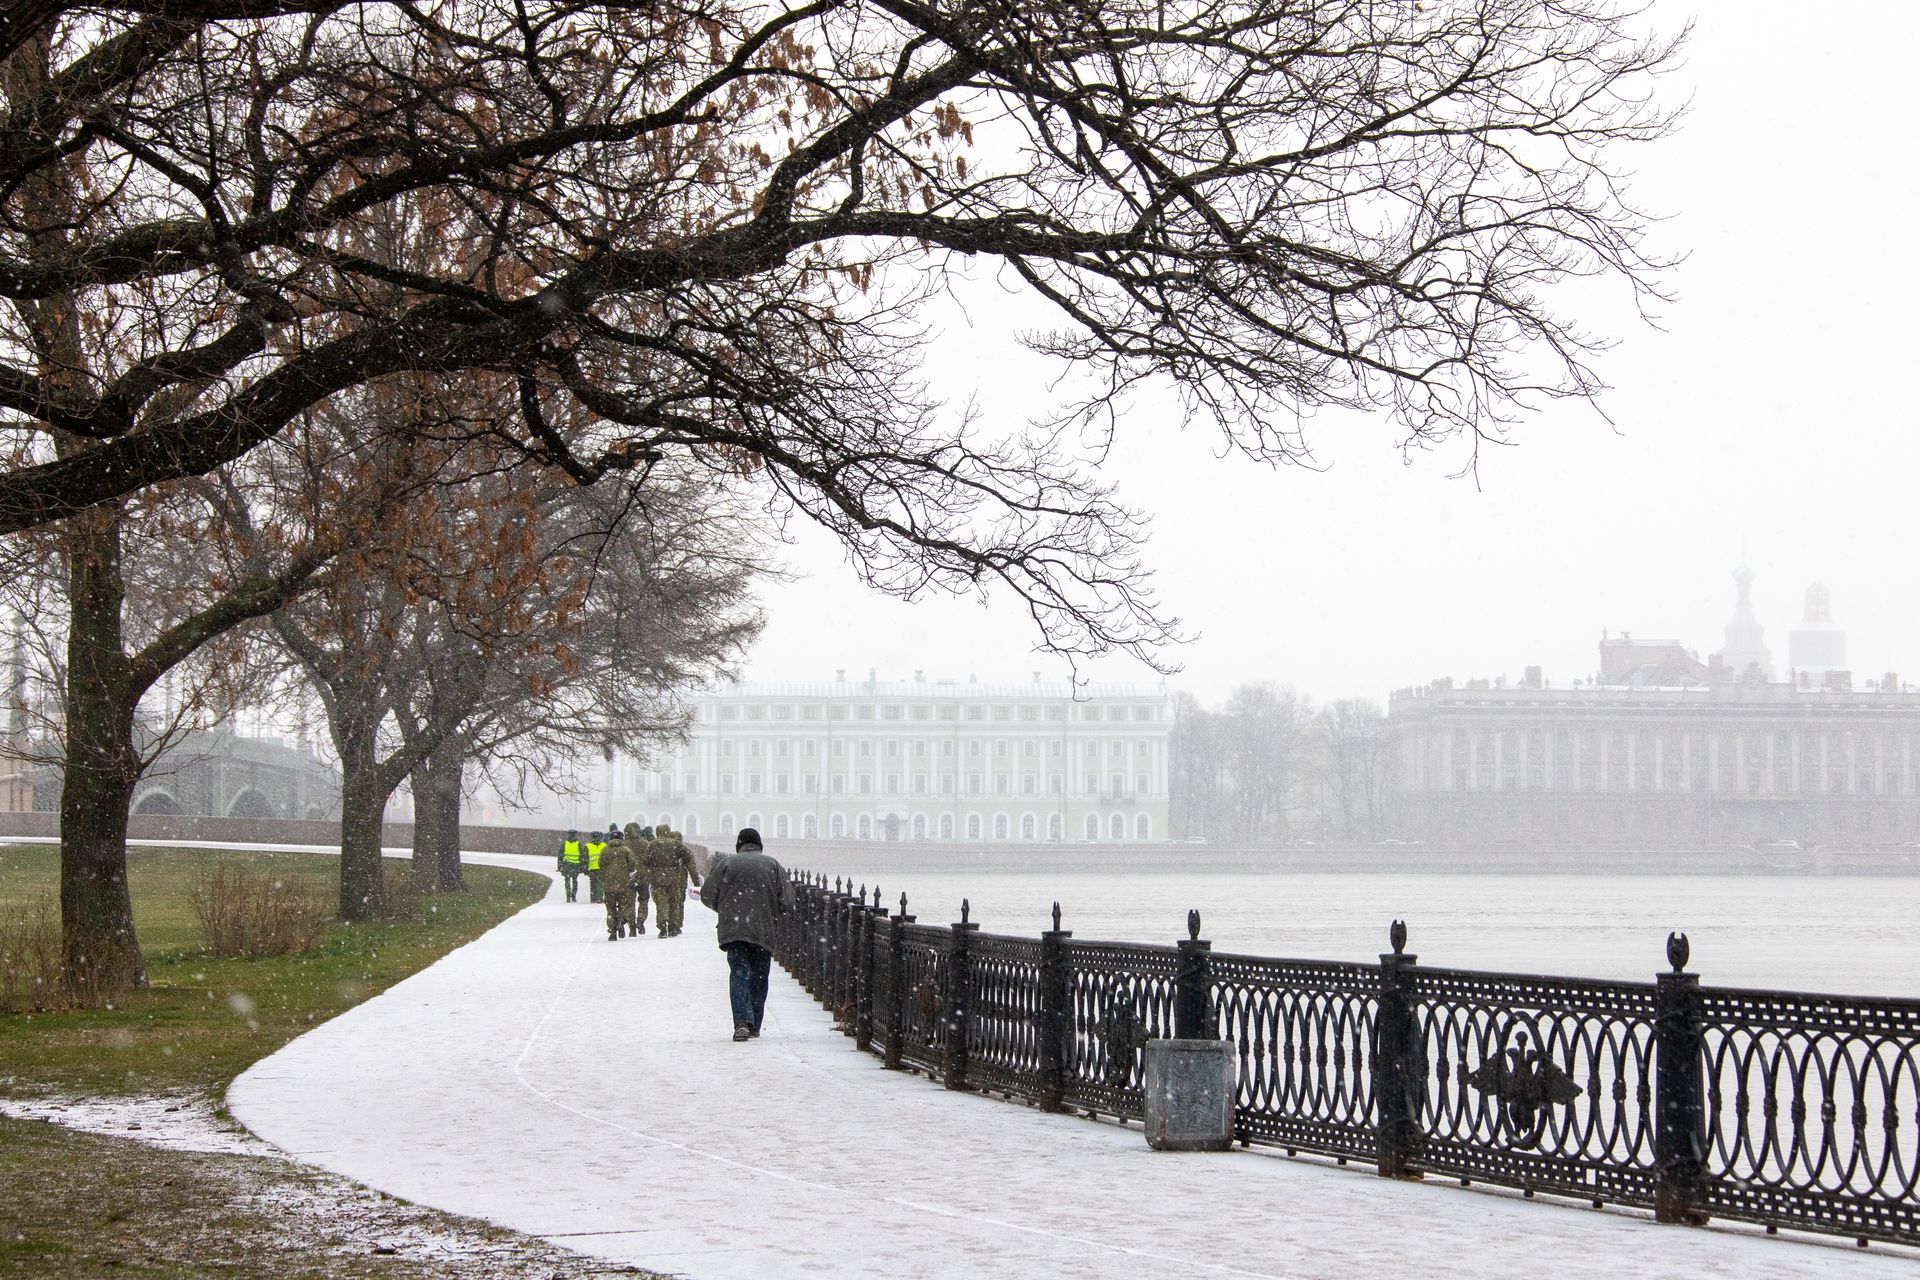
left=337, top=728, right=388, bottom=922
left=59, top=507, right=146, bottom=996
left=410, top=738, right=466, bottom=893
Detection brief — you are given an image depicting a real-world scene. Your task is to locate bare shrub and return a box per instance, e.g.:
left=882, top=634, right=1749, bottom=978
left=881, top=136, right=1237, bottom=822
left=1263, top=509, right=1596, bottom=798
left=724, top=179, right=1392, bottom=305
left=378, top=867, right=423, bottom=923
left=0, top=896, right=69, bottom=1014
left=189, top=865, right=329, bottom=958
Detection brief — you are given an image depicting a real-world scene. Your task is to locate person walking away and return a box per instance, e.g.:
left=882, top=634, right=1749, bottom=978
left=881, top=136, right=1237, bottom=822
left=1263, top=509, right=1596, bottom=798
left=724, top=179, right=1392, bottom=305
left=699, top=827, right=792, bottom=1040
left=650, top=823, right=701, bottom=937
left=584, top=834, right=606, bottom=904
left=633, top=825, right=664, bottom=936
left=557, top=829, right=583, bottom=903
left=601, top=837, right=638, bottom=940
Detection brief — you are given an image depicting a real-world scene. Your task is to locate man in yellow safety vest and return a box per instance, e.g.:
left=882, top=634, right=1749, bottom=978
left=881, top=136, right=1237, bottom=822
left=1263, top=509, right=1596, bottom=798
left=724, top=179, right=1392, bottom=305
left=584, top=835, right=606, bottom=903
left=557, top=829, right=583, bottom=902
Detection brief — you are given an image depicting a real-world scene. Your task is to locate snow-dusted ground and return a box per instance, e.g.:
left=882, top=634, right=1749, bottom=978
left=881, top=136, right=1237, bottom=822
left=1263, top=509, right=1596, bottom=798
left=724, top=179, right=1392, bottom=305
left=227, top=854, right=1917, bottom=1279
left=0, top=1092, right=270, bottom=1155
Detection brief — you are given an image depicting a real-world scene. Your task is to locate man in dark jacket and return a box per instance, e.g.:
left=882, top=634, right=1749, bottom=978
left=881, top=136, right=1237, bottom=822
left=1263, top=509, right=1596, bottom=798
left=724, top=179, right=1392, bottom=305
left=699, top=827, right=793, bottom=1041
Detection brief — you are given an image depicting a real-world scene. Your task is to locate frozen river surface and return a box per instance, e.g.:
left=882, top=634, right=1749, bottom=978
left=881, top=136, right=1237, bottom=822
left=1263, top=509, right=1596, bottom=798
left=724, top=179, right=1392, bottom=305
left=792, top=862, right=1920, bottom=997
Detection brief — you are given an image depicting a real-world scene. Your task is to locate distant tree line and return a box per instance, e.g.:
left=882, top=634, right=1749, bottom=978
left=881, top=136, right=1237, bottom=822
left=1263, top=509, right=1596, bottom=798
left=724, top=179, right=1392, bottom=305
left=1170, top=688, right=1393, bottom=844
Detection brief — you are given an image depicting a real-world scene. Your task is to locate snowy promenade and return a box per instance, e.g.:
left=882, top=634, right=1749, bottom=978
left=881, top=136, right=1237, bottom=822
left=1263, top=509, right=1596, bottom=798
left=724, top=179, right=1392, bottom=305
left=230, top=856, right=1914, bottom=1279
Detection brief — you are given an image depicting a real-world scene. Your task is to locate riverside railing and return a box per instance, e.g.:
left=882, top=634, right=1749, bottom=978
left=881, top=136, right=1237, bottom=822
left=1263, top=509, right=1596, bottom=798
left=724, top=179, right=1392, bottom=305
left=772, top=872, right=1920, bottom=1250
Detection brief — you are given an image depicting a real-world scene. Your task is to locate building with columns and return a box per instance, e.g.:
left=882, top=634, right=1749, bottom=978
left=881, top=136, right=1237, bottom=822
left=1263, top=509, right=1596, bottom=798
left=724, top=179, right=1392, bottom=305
left=1387, top=678, right=1920, bottom=848
left=590, top=674, right=1172, bottom=844
left=1385, top=578, right=1917, bottom=848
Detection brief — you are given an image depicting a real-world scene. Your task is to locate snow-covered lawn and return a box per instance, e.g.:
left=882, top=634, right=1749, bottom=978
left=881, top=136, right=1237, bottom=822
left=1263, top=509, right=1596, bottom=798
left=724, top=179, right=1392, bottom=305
left=226, top=855, right=1916, bottom=1278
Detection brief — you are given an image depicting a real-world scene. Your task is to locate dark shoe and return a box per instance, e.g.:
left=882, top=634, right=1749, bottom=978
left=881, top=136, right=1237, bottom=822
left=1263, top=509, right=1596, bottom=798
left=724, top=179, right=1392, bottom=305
left=733, top=1024, right=752, bottom=1042
left=748, top=1026, right=761, bottom=1038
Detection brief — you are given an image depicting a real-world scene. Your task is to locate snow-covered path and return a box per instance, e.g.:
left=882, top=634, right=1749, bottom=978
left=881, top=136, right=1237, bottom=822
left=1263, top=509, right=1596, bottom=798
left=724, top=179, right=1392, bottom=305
left=229, top=856, right=1912, bottom=1279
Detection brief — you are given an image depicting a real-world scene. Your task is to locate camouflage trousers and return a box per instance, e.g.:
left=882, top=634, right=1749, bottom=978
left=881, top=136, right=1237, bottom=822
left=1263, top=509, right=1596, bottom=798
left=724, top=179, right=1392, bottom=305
left=605, top=883, right=636, bottom=939
left=631, top=880, right=651, bottom=933
left=654, top=878, right=689, bottom=934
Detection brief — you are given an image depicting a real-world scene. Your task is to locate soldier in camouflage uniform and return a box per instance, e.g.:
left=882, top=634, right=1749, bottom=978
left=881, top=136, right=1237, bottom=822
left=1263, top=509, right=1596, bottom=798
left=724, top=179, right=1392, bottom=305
left=633, top=825, right=664, bottom=936
left=601, top=836, right=639, bottom=940
left=648, top=823, right=702, bottom=937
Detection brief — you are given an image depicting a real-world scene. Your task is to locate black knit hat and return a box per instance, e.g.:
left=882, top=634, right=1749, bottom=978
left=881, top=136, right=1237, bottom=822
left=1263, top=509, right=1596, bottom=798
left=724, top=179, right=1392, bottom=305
left=736, top=826, right=763, bottom=851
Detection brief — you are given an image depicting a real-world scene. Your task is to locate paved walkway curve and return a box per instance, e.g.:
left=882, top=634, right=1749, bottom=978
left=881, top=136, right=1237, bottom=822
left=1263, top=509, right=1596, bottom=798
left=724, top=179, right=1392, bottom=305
left=229, top=855, right=1910, bottom=1279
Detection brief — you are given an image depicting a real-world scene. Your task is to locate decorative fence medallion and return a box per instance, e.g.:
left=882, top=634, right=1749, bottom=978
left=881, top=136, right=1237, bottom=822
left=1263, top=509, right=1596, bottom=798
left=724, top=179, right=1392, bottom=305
left=1098, top=984, right=1153, bottom=1085
left=914, top=976, right=943, bottom=1023
left=1465, top=1030, right=1582, bottom=1147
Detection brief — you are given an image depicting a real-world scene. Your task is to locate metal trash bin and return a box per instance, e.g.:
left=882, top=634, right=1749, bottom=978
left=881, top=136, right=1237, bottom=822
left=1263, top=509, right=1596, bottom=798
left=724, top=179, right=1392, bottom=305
left=1143, top=1038, right=1235, bottom=1151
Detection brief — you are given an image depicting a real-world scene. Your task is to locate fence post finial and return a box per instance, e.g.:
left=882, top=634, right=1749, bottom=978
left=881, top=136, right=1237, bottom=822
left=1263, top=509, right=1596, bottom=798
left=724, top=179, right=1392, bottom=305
left=1390, top=919, right=1408, bottom=956
left=961, top=898, right=970, bottom=925
left=1187, top=908, right=1201, bottom=942
left=899, top=891, right=908, bottom=918
left=1653, top=935, right=1707, bottom=1224
left=1052, top=901, right=1062, bottom=932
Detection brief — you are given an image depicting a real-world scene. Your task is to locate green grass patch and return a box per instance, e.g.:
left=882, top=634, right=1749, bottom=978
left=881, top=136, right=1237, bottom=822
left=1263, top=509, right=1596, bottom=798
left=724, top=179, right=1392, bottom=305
left=0, top=844, right=547, bottom=1098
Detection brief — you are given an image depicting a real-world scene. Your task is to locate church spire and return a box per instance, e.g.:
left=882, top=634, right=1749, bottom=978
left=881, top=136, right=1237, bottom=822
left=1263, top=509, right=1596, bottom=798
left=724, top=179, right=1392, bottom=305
left=1722, top=565, right=1772, bottom=682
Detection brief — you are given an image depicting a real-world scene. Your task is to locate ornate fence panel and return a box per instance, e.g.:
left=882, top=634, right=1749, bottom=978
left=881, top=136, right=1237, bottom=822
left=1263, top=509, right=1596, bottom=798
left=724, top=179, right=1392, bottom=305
left=1698, top=986, right=1920, bottom=1245
left=966, top=932, right=1048, bottom=1104
left=866, top=907, right=897, bottom=1054
left=894, top=923, right=953, bottom=1077
left=769, top=872, right=1920, bottom=1250
left=1062, top=940, right=1180, bottom=1120
left=1409, top=967, right=1660, bottom=1208
left=1211, top=952, right=1380, bottom=1161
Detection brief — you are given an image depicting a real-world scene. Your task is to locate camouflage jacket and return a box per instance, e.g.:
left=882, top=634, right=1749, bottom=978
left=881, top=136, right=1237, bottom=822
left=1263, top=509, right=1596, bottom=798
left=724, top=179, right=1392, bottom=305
left=600, top=844, right=640, bottom=895
left=645, top=836, right=698, bottom=886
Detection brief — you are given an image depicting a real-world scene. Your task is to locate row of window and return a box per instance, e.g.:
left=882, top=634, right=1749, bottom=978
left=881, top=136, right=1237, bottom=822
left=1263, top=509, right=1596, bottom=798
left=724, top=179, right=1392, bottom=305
left=694, top=772, right=1156, bottom=797
left=709, top=811, right=1155, bottom=841
left=1432, top=726, right=1920, bottom=796
left=712, top=702, right=1159, bottom=723
left=710, top=737, right=1159, bottom=759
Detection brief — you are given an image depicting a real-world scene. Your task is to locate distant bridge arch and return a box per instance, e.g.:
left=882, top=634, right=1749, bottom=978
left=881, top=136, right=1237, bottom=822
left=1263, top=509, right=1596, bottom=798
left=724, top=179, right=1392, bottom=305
left=226, top=787, right=276, bottom=819
left=133, top=789, right=183, bottom=816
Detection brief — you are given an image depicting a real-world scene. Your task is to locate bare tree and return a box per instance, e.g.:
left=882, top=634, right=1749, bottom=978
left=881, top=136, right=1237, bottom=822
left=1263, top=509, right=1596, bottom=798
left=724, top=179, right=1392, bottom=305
left=0, top=478, right=337, bottom=994
left=1313, top=698, right=1392, bottom=842
left=1168, top=683, right=1313, bottom=843
left=2, top=0, right=1681, bottom=667
left=399, top=471, right=764, bottom=891
left=1167, top=690, right=1221, bottom=841
left=254, top=384, right=516, bottom=919
left=1219, top=683, right=1312, bottom=842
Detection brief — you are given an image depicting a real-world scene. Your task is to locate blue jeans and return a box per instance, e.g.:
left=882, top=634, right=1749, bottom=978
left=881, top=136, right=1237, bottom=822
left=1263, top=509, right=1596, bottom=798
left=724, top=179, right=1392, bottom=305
left=725, top=942, right=772, bottom=1031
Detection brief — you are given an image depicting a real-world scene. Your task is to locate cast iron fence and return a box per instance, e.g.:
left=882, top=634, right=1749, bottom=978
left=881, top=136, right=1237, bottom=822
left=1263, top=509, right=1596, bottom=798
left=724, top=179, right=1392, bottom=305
left=771, top=873, right=1920, bottom=1250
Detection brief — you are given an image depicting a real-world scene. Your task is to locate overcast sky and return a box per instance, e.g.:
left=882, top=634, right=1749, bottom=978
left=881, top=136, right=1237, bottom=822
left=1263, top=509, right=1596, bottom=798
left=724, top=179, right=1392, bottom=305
left=739, top=2, right=1918, bottom=708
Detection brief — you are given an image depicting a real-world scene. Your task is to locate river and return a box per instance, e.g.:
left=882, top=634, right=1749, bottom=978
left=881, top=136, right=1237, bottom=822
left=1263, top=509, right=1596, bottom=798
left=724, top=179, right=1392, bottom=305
left=787, top=860, right=1920, bottom=998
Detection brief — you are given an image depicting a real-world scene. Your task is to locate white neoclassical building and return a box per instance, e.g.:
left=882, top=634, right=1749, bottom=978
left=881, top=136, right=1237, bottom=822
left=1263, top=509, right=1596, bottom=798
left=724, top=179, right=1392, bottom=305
left=595, top=673, right=1171, bottom=844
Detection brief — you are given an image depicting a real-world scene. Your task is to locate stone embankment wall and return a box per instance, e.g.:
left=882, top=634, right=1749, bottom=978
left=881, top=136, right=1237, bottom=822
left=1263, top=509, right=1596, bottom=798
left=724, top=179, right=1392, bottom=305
left=0, top=812, right=562, bottom=855
left=3, top=812, right=1913, bottom=876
